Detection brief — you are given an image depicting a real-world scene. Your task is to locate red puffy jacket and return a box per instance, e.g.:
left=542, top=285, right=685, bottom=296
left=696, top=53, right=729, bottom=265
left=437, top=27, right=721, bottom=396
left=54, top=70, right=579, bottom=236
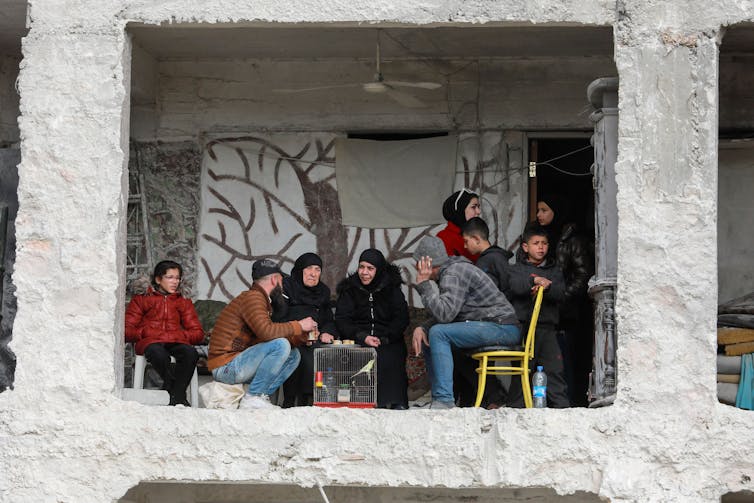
left=125, top=286, right=204, bottom=355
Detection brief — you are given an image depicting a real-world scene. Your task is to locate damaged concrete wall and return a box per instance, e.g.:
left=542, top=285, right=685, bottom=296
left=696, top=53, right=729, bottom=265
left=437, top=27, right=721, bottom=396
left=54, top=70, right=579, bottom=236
left=1, top=1, right=754, bottom=503
left=718, top=139, right=754, bottom=303
left=130, top=141, right=202, bottom=295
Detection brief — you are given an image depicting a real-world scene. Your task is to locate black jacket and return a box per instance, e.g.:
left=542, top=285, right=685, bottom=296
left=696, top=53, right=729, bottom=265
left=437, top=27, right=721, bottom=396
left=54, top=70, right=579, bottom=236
left=508, top=258, right=565, bottom=327
left=475, top=245, right=513, bottom=299
left=555, top=223, right=593, bottom=306
left=334, top=264, right=409, bottom=346
left=273, top=275, right=338, bottom=337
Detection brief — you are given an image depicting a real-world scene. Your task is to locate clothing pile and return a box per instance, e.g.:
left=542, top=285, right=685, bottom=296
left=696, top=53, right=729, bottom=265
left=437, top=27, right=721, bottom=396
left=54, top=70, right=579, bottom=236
left=717, top=291, right=754, bottom=408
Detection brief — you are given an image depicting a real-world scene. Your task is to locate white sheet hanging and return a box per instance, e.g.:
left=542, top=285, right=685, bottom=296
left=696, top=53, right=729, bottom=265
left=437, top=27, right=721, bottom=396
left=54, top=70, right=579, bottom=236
left=335, top=135, right=457, bottom=228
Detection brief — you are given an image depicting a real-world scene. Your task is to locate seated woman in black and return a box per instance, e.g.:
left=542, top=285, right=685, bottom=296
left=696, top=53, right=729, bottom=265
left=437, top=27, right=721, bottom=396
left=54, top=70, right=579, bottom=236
left=335, top=249, right=410, bottom=410
left=276, top=252, right=338, bottom=407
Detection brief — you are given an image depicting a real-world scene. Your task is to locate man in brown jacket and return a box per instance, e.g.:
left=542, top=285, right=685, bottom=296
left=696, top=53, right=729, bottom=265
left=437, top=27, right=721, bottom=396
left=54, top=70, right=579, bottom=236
left=208, top=259, right=317, bottom=410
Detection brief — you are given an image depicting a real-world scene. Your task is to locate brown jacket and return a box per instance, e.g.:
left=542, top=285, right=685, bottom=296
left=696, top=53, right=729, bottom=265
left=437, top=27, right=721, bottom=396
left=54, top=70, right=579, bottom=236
left=207, top=284, right=307, bottom=370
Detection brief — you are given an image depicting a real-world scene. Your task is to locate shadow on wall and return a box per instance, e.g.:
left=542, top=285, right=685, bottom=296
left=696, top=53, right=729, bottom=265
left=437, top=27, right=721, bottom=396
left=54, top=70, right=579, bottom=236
left=119, top=482, right=602, bottom=503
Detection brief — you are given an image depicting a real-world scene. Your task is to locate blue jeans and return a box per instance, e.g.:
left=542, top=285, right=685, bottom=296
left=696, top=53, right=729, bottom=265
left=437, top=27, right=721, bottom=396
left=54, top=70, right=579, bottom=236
left=424, top=321, right=521, bottom=404
left=212, top=338, right=301, bottom=396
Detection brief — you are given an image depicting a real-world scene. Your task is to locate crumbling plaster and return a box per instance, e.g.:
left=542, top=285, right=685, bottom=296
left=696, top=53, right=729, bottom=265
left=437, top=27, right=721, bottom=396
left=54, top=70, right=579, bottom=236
left=1, top=1, right=754, bottom=503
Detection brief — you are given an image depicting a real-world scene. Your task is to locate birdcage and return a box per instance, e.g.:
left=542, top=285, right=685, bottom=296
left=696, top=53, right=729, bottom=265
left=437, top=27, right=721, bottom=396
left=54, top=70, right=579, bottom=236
left=313, top=346, right=377, bottom=408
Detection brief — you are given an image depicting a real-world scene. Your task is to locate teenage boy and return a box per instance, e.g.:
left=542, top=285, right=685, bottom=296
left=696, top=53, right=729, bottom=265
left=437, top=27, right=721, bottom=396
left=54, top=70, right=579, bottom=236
left=461, top=217, right=514, bottom=295
left=507, top=224, right=570, bottom=408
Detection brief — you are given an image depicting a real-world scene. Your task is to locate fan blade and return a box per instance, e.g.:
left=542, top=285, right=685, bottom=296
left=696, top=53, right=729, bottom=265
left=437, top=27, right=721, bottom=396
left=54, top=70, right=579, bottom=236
left=273, top=83, right=361, bottom=93
left=384, top=88, right=428, bottom=108
left=382, top=80, right=442, bottom=90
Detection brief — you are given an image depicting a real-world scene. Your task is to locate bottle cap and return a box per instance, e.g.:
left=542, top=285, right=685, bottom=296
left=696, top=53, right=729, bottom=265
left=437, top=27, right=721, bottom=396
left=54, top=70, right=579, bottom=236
left=537, top=365, right=543, bottom=371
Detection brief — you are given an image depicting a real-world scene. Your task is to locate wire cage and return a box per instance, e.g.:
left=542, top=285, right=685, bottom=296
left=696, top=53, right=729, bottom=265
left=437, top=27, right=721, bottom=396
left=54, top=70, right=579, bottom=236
left=313, top=346, right=377, bottom=408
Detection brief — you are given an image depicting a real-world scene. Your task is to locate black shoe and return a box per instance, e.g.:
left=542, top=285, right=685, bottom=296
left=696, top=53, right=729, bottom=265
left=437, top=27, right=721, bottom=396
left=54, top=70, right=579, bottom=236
left=391, top=404, right=409, bottom=410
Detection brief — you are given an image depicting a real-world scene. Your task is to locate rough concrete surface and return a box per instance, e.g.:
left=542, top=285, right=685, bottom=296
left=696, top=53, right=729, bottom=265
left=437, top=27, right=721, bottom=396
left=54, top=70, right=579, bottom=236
left=1, top=1, right=754, bottom=502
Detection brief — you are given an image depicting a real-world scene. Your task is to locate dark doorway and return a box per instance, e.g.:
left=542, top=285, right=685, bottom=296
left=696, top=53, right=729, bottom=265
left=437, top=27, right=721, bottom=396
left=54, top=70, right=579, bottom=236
left=527, top=136, right=595, bottom=407
left=528, top=137, right=594, bottom=236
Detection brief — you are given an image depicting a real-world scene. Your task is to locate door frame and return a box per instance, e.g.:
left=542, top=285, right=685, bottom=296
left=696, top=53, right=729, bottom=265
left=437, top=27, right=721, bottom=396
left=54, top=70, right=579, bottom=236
left=523, top=131, right=592, bottom=222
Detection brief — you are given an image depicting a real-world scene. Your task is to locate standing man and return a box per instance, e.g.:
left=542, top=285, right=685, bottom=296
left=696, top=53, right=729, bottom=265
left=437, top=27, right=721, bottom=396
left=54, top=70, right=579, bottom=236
left=411, top=236, right=521, bottom=409
left=208, top=259, right=317, bottom=410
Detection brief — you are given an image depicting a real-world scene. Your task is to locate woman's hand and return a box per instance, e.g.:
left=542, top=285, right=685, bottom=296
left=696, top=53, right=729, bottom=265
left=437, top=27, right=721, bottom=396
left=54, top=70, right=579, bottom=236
left=412, top=326, right=429, bottom=356
left=364, top=335, right=381, bottom=347
left=319, top=332, right=334, bottom=344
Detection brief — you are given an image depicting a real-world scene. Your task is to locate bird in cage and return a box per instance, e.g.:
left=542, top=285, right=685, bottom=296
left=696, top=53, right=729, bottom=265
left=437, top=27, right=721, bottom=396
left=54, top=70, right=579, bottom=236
left=351, top=358, right=376, bottom=382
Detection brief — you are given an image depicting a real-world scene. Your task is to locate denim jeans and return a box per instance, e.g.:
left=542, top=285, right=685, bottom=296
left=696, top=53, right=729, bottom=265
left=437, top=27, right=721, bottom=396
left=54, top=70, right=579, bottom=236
left=424, top=321, right=521, bottom=404
left=212, top=338, right=301, bottom=396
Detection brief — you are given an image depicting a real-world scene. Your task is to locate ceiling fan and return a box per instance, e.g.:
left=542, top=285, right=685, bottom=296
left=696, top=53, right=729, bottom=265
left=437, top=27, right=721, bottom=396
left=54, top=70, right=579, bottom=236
left=273, top=33, right=442, bottom=108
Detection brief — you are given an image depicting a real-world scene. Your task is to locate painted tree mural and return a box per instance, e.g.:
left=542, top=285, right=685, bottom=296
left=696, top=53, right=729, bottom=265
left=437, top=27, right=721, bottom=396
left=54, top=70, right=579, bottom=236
left=196, top=132, right=522, bottom=306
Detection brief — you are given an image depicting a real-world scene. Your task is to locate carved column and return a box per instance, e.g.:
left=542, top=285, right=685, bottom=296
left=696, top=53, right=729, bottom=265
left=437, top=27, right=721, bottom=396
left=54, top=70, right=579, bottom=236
left=587, top=77, right=618, bottom=407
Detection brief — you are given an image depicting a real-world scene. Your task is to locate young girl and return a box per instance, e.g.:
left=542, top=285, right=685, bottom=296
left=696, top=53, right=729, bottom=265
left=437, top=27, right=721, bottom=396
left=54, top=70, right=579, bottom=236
left=125, top=260, right=204, bottom=406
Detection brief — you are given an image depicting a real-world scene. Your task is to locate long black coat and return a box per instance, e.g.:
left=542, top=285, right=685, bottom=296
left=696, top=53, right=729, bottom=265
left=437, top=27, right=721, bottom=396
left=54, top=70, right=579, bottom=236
left=273, top=275, right=338, bottom=405
left=335, top=264, right=409, bottom=407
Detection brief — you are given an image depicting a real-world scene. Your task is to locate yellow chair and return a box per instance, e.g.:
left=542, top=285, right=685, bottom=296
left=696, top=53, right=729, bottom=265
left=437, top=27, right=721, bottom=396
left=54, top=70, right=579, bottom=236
left=471, top=286, right=544, bottom=408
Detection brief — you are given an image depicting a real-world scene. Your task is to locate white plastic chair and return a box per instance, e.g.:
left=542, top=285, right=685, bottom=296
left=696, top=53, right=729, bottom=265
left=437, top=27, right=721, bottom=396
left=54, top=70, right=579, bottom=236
left=133, top=354, right=199, bottom=408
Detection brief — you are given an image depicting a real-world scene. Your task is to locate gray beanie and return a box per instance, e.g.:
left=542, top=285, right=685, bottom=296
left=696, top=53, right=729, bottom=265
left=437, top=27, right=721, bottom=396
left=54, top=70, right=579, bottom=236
left=412, top=236, right=449, bottom=267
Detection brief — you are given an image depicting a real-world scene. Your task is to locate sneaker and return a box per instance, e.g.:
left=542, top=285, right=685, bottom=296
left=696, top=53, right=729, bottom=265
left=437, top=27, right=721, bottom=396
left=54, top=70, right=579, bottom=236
left=429, top=400, right=456, bottom=410
left=238, top=394, right=279, bottom=410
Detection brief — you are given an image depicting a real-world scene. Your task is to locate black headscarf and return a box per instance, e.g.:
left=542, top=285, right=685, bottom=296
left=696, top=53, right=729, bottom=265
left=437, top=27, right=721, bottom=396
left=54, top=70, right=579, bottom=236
left=287, top=252, right=328, bottom=306
left=442, top=189, right=479, bottom=228
left=357, top=248, right=387, bottom=291
left=538, top=194, right=568, bottom=242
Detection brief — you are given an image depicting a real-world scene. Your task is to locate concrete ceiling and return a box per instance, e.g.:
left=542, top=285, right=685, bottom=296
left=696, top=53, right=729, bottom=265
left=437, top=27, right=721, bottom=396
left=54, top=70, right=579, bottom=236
left=0, top=0, right=28, bottom=56
left=128, top=24, right=615, bottom=61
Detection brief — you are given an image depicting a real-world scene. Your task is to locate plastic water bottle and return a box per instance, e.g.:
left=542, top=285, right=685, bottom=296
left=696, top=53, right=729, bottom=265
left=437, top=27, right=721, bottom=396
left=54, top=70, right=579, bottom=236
left=324, top=367, right=337, bottom=402
left=532, top=365, right=547, bottom=408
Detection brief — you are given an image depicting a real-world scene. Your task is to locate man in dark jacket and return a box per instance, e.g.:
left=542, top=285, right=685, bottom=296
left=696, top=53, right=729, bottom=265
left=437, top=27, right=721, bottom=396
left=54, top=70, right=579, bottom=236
left=411, top=236, right=520, bottom=409
left=507, top=224, right=570, bottom=408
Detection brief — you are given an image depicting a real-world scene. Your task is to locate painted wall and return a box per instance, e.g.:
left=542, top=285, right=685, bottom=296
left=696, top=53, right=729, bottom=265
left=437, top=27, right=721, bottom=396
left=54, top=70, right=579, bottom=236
left=2, top=1, right=754, bottom=502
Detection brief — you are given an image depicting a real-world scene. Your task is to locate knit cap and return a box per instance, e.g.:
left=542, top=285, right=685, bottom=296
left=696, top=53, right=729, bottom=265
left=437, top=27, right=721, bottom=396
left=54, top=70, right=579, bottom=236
left=412, top=236, right=449, bottom=267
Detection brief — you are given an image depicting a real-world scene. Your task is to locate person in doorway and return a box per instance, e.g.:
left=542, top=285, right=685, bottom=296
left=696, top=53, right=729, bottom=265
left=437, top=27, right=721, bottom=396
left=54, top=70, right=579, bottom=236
left=208, top=259, right=316, bottom=410
left=274, top=252, right=338, bottom=407
left=507, top=224, right=569, bottom=408
left=335, top=249, right=410, bottom=409
left=535, top=194, right=594, bottom=406
left=125, top=260, right=205, bottom=406
left=437, top=188, right=482, bottom=263
left=411, top=236, right=520, bottom=409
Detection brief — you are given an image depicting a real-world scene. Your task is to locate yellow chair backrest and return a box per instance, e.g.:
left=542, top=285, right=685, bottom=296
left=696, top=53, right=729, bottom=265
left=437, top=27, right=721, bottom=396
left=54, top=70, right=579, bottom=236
left=522, top=286, right=545, bottom=360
